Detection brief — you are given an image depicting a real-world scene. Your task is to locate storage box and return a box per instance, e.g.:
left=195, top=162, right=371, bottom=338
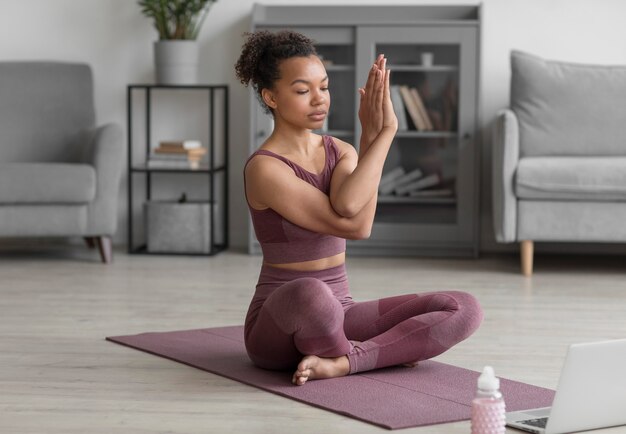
left=144, top=201, right=221, bottom=254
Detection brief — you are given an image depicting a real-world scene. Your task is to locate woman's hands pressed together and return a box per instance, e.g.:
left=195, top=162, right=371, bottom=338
left=327, top=53, right=398, bottom=222
left=357, top=54, right=398, bottom=156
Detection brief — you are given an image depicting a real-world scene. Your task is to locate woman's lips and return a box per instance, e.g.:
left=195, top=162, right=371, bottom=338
left=308, top=111, right=327, bottom=121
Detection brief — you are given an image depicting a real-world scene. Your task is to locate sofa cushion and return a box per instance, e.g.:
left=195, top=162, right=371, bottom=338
left=0, top=62, right=95, bottom=163
left=0, top=163, right=96, bottom=204
left=511, top=50, right=626, bottom=157
left=516, top=157, right=626, bottom=201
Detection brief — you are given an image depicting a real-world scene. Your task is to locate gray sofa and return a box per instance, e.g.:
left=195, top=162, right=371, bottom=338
left=0, top=62, right=124, bottom=263
left=493, top=51, right=626, bottom=275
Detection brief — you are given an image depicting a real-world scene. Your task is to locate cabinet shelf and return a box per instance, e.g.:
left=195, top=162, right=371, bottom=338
left=390, top=64, right=458, bottom=72
left=378, top=195, right=456, bottom=205
left=315, top=131, right=458, bottom=140
left=395, top=131, right=457, bottom=139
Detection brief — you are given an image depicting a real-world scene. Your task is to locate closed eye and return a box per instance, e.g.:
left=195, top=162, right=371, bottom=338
left=291, top=76, right=329, bottom=94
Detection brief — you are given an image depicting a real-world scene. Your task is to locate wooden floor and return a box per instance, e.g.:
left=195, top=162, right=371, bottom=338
left=1, top=244, right=625, bottom=433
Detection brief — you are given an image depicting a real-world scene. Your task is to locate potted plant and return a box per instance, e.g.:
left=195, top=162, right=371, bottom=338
left=138, top=0, right=218, bottom=84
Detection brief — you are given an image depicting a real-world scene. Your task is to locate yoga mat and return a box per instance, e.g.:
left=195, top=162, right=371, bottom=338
left=106, top=326, right=554, bottom=430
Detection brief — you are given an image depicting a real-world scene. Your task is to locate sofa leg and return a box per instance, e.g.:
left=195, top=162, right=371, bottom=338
left=95, top=236, right=113, bottom=264
left=84, top=237, right=96, bottom=249
left=520, top=240, right=534, bottom=276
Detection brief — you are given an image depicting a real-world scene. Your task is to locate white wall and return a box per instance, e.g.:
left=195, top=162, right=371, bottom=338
left=2, top=0, right=626, bottom=252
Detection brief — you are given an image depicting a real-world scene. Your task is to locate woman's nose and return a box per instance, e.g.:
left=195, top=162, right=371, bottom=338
left=312, top=91, right=326, bottom=105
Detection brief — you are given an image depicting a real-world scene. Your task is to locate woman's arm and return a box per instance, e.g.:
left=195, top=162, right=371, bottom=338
left=245, top=156, right=372, bottom=240
left=330, top=57, right=398, bottom=218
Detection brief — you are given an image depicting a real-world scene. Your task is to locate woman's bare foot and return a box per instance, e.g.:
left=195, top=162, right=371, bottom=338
left=292, top=355, right=350, bottom=386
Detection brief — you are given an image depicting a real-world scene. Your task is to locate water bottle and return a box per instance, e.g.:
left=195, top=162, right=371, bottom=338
left=471, top=366, right=506, bottom=434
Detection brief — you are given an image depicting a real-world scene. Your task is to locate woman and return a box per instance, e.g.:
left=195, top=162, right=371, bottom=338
left=235, top=30, right=483, bottom=386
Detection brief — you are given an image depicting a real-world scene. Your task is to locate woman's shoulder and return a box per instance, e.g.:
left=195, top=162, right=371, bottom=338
left=245, top=150, right=291, bottom=177
left=326, top=135, right=357, bottom=160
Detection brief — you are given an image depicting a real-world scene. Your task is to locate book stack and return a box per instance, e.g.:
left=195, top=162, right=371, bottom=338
left=397, top=85, right=434, bottom=131
left=391, top=84, right=457, bottom=132
left=147, top=140, right=208, bottom=169
left=378, top=166, right=453, bottom=198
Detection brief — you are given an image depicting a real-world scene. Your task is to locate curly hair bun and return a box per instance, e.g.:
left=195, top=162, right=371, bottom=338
left=235, top=30, right=318, bottom=114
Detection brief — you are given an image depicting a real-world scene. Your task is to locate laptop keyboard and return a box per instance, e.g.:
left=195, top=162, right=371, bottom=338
left=520, top=417, right=548, bottom=428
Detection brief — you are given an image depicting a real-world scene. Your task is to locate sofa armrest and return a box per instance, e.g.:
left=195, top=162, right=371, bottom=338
left=82, top=123, right=125, bottom=235
left=492, top=109, right=519, bottom=243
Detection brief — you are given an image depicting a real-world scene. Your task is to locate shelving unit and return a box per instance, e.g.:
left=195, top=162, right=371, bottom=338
left=127, top=84, right=229, bottom=256
left=249, top=4, right=481, bottom=257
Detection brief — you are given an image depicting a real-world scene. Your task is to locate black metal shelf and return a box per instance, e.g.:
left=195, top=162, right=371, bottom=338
left=128, top=83, right=229, bottom=89
left=127, top=84, right=229, bottom=256
left=131, top=164, right=227, bottom=174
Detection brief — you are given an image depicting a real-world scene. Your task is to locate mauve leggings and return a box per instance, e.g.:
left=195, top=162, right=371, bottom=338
left=244, top=263, right=483, bottom=374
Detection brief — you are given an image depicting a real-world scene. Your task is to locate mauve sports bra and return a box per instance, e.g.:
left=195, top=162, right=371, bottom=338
left=243, top=135, right=347, bottom=264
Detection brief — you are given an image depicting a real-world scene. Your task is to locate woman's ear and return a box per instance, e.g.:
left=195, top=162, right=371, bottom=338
left=261, top=88, right=278, bottom=110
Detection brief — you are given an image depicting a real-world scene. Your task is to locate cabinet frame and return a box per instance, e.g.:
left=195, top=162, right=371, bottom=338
left=249, top=4, right=481, bottom=257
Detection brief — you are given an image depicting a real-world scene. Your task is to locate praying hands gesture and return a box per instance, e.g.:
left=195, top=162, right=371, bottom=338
left=358, top=54, right=398, bottom=156
left=329, top=54, right=398, bottom=220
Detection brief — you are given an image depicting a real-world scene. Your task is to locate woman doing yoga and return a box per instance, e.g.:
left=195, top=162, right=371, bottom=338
left=235, top=30, right=483, bottom=386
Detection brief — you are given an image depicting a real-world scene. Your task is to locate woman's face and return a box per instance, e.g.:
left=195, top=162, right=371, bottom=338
left=264, top=55, right=330, bottom=130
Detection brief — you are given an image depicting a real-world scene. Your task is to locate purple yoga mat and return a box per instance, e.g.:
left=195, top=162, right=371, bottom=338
left=106, top=326, right=554, bottom=430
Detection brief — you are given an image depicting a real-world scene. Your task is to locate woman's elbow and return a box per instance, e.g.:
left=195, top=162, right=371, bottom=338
left=348, top=223, right=372, bottom=240
left=331, top=194, right=366, bottom=218
left=357, top=226, right=372, bottom=240
left=333, top=202, right=360, bottom=219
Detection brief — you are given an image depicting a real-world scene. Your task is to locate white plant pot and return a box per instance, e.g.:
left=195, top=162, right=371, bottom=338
left=154, top=40, right=198, bottom=85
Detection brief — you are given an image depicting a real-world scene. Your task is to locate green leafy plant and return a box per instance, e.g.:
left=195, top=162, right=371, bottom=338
left=138, top=0, right=217, bottom=40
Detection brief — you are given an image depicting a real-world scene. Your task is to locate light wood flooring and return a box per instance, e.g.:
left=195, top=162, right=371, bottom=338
left=1, top=244, right=625, bottom=433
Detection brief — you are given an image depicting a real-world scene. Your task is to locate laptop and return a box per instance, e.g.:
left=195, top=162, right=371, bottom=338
left=506, top=338, right=626, bottom=434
